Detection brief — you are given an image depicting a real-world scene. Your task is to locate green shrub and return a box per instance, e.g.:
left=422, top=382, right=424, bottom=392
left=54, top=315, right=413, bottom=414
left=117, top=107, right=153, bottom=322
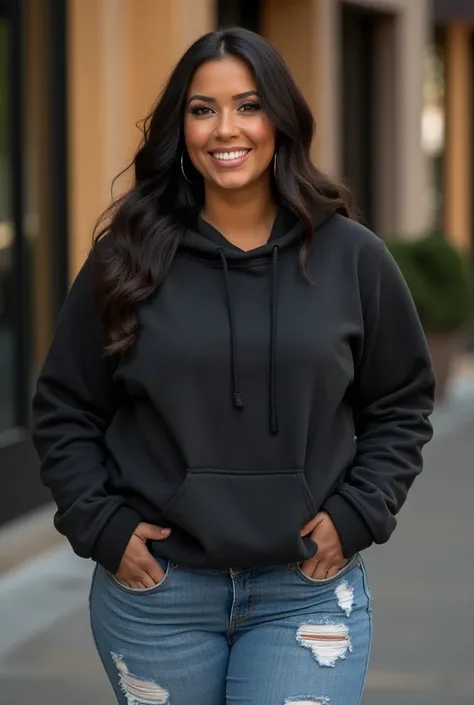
left=386, top=233, right=473, bottom=333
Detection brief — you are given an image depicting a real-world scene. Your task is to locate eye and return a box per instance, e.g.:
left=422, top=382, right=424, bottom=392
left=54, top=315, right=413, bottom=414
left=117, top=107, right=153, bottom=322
left=238, top=101, right=261, bottom=113
left=190, top=105, right=214, bottom=117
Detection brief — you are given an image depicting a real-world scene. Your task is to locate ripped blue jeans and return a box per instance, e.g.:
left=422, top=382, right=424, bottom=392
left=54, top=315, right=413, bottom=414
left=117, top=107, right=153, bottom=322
left=89, top=552, right=372, bottom=705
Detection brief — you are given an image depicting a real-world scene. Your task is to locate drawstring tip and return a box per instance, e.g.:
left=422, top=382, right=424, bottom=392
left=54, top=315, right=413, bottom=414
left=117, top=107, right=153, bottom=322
left=233, top=392, right=244, bottom=409
left=270, top=414, right=278, bottom=434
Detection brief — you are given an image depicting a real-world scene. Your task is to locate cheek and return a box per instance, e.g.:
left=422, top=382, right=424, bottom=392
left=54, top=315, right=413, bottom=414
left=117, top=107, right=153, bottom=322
left=184, top=122, right=210, bottom=151
left=248, top=116, right=275, bottom=151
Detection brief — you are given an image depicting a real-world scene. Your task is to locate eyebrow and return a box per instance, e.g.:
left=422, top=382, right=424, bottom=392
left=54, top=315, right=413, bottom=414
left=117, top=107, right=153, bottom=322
left=187, top=90, right=258, bottom=104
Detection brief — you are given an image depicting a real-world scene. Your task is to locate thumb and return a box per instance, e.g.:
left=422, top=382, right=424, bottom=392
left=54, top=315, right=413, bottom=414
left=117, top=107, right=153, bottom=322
left=134, top=522, right=172, bottom=541
left=300, top=512, right=326, bottom=537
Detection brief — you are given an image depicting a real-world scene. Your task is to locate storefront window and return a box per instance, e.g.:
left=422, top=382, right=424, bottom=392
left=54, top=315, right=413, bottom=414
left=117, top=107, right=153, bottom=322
left=0, top=16, right=14, bottom=432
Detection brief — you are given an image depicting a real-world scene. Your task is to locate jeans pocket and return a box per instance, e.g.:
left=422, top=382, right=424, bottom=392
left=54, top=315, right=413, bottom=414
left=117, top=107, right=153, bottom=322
left=293, top=553, right=360, bottom=586
left=106, top=556, right=173, bottom=595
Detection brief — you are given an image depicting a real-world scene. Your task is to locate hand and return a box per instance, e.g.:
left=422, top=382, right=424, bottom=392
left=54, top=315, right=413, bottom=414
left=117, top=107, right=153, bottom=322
left=115, top=522, right=172, bottom=589
left=300, top=511, right=346, bottom=580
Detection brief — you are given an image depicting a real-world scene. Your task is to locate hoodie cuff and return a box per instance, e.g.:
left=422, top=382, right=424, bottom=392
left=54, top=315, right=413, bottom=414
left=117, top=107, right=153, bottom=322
left=91, top=506, right=142, bottom=574
left=322, top=494, right=373, bottom=558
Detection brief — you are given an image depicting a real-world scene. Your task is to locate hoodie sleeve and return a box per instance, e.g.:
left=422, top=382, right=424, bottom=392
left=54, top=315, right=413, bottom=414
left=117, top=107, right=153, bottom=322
left=323, top=238, right=435, bottom=558
left=32, top=251, right=142, bottom=573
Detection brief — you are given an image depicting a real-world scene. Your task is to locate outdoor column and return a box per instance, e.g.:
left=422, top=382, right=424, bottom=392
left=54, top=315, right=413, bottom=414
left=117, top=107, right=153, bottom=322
left=393, top=0, right=431, bottom=237
left=444, top=22, right=472, bottom=251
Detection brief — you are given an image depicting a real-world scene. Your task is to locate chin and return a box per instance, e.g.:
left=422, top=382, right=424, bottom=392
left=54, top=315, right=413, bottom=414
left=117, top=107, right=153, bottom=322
left=213, top=173, right=257, bottom=191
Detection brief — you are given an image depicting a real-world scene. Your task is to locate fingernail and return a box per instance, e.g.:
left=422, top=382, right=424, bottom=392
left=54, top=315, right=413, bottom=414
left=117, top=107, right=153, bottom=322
left=160, top=528, right=171, bottom=537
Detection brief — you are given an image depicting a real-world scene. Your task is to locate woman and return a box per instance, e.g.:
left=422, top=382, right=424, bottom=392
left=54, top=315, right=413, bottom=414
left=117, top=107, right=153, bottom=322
left=32, top=27, right=435, bottom=705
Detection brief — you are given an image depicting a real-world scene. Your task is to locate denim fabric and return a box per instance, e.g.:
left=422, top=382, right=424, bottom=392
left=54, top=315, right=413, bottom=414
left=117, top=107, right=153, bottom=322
left=89, top=552, right=372, bottom=705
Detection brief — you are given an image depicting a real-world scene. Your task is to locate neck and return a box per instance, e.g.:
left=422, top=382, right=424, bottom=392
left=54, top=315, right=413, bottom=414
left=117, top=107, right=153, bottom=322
left=201, top=179, right=277, bottom=250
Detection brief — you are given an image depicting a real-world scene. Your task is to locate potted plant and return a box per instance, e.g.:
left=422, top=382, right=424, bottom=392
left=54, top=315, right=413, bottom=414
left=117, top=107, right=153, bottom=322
left=386, top=233, right=473, bottom=400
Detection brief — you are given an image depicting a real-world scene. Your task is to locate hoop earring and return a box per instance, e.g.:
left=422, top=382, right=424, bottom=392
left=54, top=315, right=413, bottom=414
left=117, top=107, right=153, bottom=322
left=181, top=150, right=194, bottom=184
left=273, top=151, right=278, bottom=180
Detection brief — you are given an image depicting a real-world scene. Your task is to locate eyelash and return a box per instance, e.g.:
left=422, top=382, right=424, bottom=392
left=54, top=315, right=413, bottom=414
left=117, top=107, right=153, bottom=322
left=190, top=102, right=261, bottom=116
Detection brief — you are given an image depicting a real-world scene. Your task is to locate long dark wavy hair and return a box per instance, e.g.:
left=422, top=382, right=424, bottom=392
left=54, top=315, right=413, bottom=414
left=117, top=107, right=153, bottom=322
left=92, top=27, right=356, bottom=356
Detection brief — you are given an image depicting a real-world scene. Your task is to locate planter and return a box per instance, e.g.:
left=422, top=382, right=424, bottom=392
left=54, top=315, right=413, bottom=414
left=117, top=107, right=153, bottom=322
left=426, top=331, right=463, bottom=401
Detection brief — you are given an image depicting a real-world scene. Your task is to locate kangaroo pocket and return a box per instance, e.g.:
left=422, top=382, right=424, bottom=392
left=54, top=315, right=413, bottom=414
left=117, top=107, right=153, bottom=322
left=161, top=468, right=318, bottom=568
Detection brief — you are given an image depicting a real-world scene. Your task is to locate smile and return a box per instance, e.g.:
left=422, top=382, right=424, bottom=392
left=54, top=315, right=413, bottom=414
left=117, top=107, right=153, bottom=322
left=210, top=149, right=251, bottom=165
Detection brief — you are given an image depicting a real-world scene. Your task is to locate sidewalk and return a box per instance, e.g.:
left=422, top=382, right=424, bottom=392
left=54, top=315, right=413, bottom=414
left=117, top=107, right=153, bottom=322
left=0, top=367, right=473, bottom=705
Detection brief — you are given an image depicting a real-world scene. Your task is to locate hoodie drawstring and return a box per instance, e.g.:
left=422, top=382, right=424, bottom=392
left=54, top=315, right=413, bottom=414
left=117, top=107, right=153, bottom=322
left=269, top=246, right=279, bottom=434
left=217, top=248, right=244, bottom=410
left=217, top=246, right=280, bottom=434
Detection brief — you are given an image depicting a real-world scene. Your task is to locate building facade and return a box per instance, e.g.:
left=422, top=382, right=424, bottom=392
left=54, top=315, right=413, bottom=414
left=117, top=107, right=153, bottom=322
left=1, top=0, right=468, bottom=525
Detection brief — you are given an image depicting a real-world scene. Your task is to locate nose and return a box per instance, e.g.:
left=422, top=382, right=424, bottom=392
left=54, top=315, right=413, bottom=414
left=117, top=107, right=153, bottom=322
left=214, top=109, right=240, bottom=141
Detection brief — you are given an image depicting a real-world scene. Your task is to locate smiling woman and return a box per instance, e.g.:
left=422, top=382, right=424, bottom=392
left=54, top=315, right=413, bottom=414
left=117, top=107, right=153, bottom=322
left=32, top=25, right=435, bottom=705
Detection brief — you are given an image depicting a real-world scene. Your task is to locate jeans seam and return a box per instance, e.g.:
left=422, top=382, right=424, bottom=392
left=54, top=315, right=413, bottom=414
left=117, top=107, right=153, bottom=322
left=228, top=571, right=238, bottom=643
left=354, top=556, right=373, bottom=705
left=238, top=574, right=255, bottom=622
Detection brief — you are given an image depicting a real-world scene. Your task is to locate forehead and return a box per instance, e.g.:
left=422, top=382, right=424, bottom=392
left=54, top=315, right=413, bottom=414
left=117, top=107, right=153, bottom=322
left=187, top=56, right=256, bottom=98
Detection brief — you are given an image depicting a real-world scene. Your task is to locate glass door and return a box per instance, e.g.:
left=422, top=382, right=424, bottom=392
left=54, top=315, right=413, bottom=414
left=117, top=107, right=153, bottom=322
left=0, top=0, right=68, bottom=526
left=0, top=0, right=22, bottom=433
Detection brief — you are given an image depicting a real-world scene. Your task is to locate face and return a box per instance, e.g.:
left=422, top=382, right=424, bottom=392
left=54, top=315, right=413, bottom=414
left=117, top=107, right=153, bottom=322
left=184, top=56, right=276, bottom=191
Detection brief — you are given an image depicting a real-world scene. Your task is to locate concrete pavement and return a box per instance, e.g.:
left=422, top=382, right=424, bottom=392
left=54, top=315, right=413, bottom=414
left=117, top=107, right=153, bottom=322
left=0, top=372, right=473, bottom=705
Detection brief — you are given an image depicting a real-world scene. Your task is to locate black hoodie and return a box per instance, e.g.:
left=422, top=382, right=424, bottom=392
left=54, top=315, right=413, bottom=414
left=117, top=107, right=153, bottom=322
left=32, top=208, right=435, bottom=574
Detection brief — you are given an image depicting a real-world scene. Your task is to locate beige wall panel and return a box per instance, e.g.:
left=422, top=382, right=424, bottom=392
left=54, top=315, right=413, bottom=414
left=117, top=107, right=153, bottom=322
left=444, top=23, right=472, bottom=251
left=262, top=0, right=340, bottom=174
left=68, top=0, right=108, bottom=277
left=124, top=0, right=215, bottom=160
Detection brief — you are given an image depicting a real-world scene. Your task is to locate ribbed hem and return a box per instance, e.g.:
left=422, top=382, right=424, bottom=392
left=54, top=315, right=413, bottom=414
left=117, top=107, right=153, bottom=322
left=322, top=494, right=373, bottom=558
left=91, top=506, right=142, bottom=574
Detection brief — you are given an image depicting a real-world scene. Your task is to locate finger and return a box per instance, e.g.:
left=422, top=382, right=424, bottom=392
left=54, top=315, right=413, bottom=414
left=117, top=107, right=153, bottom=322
left=300, top=512, right=326, bottom=537
left=312, top=562, right=332, bottom=580
left=324, top=565, right=341, bottom=579
left=127, top=580, right=148, bottom=590
left=139, top=573, right=157, bottom=589
left=300, top=558, right=321, bottom=578
left=144, top=562, right=166, bottom=586
left=135, top=523, right=172, bottom=542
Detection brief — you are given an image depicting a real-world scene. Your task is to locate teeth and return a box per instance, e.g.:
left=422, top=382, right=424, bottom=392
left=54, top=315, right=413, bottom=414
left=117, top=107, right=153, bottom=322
left=212, top=150, right=248, bottom=161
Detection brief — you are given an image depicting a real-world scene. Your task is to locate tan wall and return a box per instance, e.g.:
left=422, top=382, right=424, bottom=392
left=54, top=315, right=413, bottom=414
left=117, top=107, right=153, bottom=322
left=67, top=0, right=214, bottom=279
left=264, top=0, right=431, bottom=238
left=261, top=0, right=341, bottom=175
left=444, top=23, right=472, bottom=251
left=68, top=0, right=433, bottom=275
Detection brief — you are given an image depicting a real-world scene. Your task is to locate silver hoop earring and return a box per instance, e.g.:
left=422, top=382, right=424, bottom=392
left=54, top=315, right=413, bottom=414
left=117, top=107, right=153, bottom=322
left=181, top=150, right=193, bottom=184
left=273, top=152, right=278, bottom=180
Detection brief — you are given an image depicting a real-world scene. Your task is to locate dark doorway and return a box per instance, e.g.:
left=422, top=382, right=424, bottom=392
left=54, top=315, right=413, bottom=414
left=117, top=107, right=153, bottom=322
left=217, top=0, right=261, bottom=33
left=340, top=3, right=377, bottom=228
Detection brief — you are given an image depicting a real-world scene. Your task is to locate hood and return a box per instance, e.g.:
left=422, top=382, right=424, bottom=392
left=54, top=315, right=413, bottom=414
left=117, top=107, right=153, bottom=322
left=183, top=206, right=303, bottom=264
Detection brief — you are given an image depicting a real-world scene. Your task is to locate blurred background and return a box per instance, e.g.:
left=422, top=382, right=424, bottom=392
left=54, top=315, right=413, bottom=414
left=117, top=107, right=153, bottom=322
left=0, top=0, right=473, bottom=703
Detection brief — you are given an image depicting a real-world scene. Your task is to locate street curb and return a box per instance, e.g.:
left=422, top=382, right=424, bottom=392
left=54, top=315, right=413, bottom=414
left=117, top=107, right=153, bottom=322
left=0, top=503, right=65, bottom=579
